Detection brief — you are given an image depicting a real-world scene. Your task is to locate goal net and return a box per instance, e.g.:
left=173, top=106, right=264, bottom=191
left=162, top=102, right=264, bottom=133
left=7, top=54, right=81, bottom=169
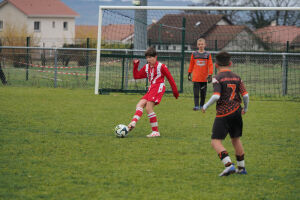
left=95, top=6, right=300, bottom=98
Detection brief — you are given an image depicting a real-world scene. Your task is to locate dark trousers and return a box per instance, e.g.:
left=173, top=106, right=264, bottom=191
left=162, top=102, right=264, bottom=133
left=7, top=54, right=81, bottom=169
left=193, top=82, right=207, bottom=107
left=0, top=63, right=7, bottom=85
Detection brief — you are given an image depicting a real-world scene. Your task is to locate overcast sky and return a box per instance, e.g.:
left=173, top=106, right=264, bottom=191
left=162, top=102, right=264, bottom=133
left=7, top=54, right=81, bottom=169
left=61, top=0, right=203, bottom=25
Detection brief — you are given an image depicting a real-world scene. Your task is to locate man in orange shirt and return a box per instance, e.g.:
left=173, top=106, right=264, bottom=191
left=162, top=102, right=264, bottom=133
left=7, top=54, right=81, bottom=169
left=188, top=38, right=213, bottom=111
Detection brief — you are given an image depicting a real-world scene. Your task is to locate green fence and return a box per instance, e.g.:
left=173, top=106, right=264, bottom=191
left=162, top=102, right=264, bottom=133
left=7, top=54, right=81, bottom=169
left=0, top=46, right=299, bottom=99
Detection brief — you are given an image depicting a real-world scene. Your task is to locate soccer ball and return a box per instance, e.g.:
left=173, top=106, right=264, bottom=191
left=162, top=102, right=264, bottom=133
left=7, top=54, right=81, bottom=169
left=115, top=124, right=129, bottom=138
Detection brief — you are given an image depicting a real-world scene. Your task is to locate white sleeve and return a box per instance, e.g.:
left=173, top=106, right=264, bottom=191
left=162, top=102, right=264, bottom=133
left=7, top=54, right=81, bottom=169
left=203, top=94, right=220, bottom=110
left=243, top=93, right=249, bottom=112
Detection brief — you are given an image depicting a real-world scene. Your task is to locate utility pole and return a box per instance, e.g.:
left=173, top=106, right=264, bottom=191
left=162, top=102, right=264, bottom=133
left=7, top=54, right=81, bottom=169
left=133, top=0, right=147, bottom=53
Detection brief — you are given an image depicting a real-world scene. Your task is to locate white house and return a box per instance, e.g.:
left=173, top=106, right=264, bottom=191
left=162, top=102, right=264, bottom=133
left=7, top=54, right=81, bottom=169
left=0, top=0, right=79, bottom=47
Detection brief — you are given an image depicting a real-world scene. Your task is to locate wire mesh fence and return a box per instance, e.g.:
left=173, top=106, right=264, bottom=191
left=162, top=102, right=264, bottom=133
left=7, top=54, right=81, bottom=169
left=0, top=47, right=299, bottom=99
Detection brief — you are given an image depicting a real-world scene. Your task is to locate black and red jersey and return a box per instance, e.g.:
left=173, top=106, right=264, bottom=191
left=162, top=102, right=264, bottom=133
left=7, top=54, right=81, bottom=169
left=212, top=69, right=248, bottom=117
left=188, top=51, right=213, bottom=82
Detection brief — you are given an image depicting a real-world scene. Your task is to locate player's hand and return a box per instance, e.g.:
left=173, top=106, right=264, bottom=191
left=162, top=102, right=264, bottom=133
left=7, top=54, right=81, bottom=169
left=242, top=108, right=246, bottom=115
left=188, top=73, right=192, bottom=81
left=201, top=108, right=206, bottom=113
left=133, top=59, right=140, bottom=66
left=207, top=75, right=212, bottom=83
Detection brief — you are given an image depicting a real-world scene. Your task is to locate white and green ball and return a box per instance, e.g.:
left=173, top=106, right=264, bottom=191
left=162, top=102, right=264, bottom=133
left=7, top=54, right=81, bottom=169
left=115, top=124, right=129, bottom=138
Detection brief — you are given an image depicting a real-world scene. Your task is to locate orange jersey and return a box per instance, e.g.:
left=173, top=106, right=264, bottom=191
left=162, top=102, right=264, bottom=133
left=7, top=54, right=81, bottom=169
left=188, top=51, right=213, bottom=82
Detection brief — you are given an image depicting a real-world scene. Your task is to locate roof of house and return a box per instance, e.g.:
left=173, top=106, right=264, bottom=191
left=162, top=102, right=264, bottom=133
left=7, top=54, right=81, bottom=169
left=254, top=26, right=300, bottom=44
left=76, top=25, right=98, bottom=39
left=204, top=25, right=251, bottom=50
left=0, top=0, right=79, bottom=17
left=148, top=13, right=232, bottom=45
left=102, top=24, right=134, bottom=42
left=76, top=24, right=134, bottom=42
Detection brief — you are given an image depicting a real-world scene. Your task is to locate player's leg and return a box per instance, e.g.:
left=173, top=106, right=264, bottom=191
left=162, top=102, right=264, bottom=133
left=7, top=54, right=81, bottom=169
left=231, top=138, right=247, bottom=174
left=228, top=108, right=247, bottom=174
left=145, top=101, right=160, bottom=137
left=193, top=82, right=200, bottom=110
left=212, top=117, right=236, bottom=176
left=128, top=99, right=147, bottom=131
left=199, top=82, right=207, bottom=109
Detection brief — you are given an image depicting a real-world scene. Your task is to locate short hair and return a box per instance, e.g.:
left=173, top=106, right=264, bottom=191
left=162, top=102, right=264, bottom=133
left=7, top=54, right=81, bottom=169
left=197, top=38, right=206, bottom=43
left=145, top=46, right=157, bottom=57
left=216, top=51, right=231, bottom=66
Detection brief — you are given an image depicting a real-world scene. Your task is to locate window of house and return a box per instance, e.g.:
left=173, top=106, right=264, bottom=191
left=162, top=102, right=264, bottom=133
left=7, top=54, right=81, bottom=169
left=34, top=21, right=40, bottom=31
left=52, top=21, right=55, bottom=28
left=0, top=20, right=3, bottom=30
left=63, top=22, right=68, bottom=30
left=173, top=46, right=176, bottom=50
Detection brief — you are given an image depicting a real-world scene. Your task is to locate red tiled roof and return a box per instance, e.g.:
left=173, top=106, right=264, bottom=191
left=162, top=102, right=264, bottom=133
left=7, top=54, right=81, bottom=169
left=3, top=0, right=79, bottom=17
left=76, top=25, right=98, bottom=38
left=102, top=24, right=134, bottom=41
left=204, top=25, right=249, bottom=49
left=254, top=26, right=300, bottom=44
left=76, top=25, right=134, bottom=42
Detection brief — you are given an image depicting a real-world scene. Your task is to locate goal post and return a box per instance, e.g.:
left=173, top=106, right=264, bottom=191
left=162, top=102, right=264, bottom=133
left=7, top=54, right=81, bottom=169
left=95, top=6, right=300, bottom=97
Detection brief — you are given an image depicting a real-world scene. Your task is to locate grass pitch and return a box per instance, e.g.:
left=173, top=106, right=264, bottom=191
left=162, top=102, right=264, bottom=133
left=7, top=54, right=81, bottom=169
left=0, top=87, right=299, bottom=199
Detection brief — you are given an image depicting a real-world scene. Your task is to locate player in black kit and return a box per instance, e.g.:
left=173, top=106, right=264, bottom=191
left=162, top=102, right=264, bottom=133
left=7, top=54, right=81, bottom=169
left=201, top=51, right=249, bottom=176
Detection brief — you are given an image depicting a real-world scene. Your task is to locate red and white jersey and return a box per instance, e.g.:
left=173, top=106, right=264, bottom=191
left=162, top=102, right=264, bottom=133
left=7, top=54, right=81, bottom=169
left=145, top=62, right=166, bottom=85
left=133, top=61, right=179, bottom=98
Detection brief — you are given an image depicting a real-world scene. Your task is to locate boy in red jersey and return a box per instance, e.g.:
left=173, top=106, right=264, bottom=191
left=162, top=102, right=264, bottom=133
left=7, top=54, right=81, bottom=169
left=188, top=38, right=213, bottom=111
left=201, top=51, right=249, bottom=176
left=128, top=47, right=179, bottom=137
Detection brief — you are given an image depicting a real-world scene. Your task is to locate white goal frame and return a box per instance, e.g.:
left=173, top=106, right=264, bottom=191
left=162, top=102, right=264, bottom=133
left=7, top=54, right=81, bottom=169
left=95, top=6, right=300, bottom=94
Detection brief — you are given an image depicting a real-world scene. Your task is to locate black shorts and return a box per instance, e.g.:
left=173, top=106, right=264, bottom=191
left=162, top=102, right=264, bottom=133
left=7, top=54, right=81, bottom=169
left=211, top=107, right=243, bottom=140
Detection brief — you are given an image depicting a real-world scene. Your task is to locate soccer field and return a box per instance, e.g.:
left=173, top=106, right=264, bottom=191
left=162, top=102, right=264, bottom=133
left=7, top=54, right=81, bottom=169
left=0, top=87, right=299, bottom=199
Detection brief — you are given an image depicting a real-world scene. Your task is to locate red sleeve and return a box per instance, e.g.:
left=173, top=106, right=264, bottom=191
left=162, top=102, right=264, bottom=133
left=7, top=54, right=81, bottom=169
left=133, top=61, right=147, bottom=79
left=188, top=53, right=194, bottom=73
left=208, top=54, right=213, bottom=75
left=161, top=64, right=179, bottom=99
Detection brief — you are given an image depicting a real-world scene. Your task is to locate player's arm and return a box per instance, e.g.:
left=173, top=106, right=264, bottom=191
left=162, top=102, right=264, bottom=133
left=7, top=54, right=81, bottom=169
left=161, top=65, right=179, bottom=99
left=202, top=93, right=220, bottom=113
left=242, top=93, right=249, bottom=114
left=208, top=54, right=214, bottom=75
left=187, top=54, right=194, bottom=81
left=207, top=54, right=214, bottom=83
left=133, top=59, right=147, bottom=79
left=202, top=77, right=221, bottom=113
left=240, top=80, right=249, bottom=114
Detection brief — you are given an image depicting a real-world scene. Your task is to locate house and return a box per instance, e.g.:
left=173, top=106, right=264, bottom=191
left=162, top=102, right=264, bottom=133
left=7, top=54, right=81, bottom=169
left=205, top=25, right=266, bottom=51
left=0, top=0, right=79, bottom=47
left=76, top=24, right=134, bottom=44
left=77, top=13, right=266, bottom=52
left=149, top=14, right=266, bottom=51
left=147, top=13, right=266, bottom=51
left=254, top=25, right=300, bottom=51
left=291, top=34, right=300, bottom=50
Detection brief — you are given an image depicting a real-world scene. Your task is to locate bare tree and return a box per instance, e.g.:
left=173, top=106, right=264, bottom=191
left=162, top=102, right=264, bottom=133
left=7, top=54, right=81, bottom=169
left=245, top=0, right=300, bottom=28
left=187, top=0, right=300, bottom=28
left=186, top=0, right=243, bottom=23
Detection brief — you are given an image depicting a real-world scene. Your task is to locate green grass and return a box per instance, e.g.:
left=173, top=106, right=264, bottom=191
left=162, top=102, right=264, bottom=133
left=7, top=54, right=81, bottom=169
left=0, top=86, right=299, bottom=199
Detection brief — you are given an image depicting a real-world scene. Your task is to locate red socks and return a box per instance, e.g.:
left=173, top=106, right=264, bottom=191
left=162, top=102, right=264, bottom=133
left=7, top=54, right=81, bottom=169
left=131, top=107, right=143, bottom=124
left=148, top=112, right=158, bottom=132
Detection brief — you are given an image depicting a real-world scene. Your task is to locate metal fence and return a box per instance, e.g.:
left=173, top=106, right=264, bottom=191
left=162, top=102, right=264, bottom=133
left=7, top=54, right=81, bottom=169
left=0, top=46, right=299, bottom=99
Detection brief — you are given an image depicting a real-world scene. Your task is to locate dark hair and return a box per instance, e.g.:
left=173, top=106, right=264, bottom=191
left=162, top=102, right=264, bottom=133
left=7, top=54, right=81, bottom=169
left=216, top=51, right=231, bottom=66
left=145, top=46, right=157, bottom=57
